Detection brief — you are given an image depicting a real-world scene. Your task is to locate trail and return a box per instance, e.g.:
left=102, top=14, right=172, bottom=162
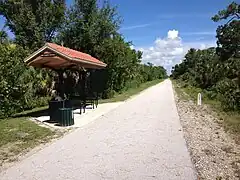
left=1, top=80, right=196, bottom=180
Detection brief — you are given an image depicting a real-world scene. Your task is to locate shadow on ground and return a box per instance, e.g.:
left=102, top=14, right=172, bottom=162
left=13, top=109, right=49, bottom=118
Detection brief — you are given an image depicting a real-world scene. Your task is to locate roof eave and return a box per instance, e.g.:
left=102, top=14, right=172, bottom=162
left=24, top=44, right=48, bottom=63
left=24, top=43, right=73, bottom=64
left=25, top=43, right=107, bottom=69
left=72, top=58, right=107, bottom=69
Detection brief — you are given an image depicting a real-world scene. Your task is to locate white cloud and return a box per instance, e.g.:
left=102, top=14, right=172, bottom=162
left=181, top=31, right=216, bottom=36
left=158, top=13, right=213, bottom=19
left=167, top=29, right=179, bottom=39
left=137, top=30, right=216, bottom=74
left=120, top=23, right=151, bottom=31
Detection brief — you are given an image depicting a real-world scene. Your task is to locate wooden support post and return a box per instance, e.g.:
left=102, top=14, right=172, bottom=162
left=56, top=69, right=65, bottom=100
left=82, top=71, right=87, bottom=113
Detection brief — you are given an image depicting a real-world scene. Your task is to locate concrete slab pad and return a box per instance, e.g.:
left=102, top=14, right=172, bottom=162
left=32, top=102, right=124, bottom=129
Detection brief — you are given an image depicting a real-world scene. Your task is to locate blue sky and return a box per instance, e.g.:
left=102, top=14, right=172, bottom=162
left=107, top=0, right=232, bottom=72
left=0, top=0, right=233, bottom=72
left=111, top=0, right=232, bottom=47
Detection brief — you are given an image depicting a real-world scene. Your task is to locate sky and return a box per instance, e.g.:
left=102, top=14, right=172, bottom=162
left=109, top=0, right=232, bottom=73
left=0, top=0, right=233, bottom=73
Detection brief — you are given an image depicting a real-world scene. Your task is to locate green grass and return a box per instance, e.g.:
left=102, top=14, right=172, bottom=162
left=99, top=79, right=163, bottom=103
left=172, top=79, right=240, bottom=140
left=0, top=117, right=55, bottom=165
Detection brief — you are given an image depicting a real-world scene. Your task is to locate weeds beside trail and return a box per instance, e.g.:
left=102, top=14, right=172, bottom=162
left=173, top=80, right=240, bottom=140
left=172, top=80, right=240, bottom=180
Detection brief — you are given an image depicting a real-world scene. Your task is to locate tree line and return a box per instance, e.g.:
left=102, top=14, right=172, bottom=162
left=0, top=0, right=167, bottom=118
left=171, top=2, right=239, bottom=112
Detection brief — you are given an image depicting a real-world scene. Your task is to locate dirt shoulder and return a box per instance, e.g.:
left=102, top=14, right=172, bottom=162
left=173, top=82, right=240, bottom=180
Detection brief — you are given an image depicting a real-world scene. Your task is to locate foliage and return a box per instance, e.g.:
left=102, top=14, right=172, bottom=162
left=212, top=1, right=240, bottom=61
left=0, top=29, right=8, bottom=44
left=172, top=1, right=240, bottom=112
left=0, top=0, right=65, bottom=50
left=215, top=78, right=240, bottom=110
left=0, top=44, right=50, bottom=118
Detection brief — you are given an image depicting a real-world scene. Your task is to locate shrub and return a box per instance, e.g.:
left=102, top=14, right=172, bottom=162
left=216, top=78, right=240, bottom=111
left=0, top=44, right=50, bottom=118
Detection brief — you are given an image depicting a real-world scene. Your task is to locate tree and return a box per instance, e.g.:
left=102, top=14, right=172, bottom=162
left=0, top=0, right=65, bottom=50
left=212, top=1, right=240, bottom=92
left=212, top=1, right=240, bottom=60
left=58, top=0, right=120, bottom=56
left=58, top=0, right=146, bottom=96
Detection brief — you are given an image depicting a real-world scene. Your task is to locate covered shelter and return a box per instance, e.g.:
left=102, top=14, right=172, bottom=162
left=25, top=42, right=107, bottom=98
left=25, top=42, right=106, bottom=69
left=24, top=43, right=107, bottom=122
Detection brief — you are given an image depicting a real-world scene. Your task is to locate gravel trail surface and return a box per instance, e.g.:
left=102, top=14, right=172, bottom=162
left=0, top=79, right=196, bottom=180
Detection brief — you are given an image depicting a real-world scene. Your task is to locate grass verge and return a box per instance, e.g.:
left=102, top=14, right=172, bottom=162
left=172, top=79, right=240, bottom=140
left=99, top=79, right=163, bottom=103
left=0, top=117, right=55, bottom=166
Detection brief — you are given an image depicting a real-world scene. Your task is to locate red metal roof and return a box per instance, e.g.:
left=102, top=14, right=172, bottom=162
left=46, top=43, right=106, bottom=66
